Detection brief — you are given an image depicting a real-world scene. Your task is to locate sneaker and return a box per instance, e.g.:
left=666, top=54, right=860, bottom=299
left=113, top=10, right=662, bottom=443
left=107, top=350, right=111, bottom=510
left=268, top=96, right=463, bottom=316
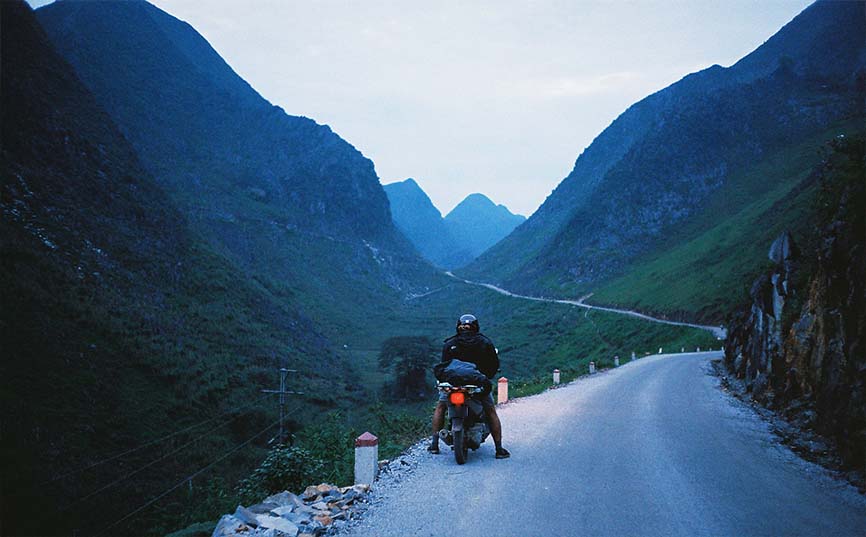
left=427, top=444, right=440, bottom=454
left=495, top=447, right=511, bottom=459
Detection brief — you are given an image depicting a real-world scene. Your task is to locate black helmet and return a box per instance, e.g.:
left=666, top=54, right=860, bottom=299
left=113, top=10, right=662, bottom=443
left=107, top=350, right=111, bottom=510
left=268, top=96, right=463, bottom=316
left=456, top=314, right=479, bottom=333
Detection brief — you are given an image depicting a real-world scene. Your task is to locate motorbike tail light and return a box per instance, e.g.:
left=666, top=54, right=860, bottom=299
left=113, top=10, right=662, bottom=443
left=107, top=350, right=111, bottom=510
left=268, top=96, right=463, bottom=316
left=449, top=392, right=465, bottom=405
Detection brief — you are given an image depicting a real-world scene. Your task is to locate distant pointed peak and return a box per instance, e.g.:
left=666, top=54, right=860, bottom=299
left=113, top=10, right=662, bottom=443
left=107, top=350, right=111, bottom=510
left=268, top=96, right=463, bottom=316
left=455, top=193, right=495, bottom=208
left=446, top=193, right=524, bottom=222
left=385, top=177, right=427, bottom=195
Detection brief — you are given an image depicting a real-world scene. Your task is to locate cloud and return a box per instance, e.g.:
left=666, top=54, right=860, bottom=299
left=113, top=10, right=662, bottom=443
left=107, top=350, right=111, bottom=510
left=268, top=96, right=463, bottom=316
left=528, top=72, right=641, bottom=98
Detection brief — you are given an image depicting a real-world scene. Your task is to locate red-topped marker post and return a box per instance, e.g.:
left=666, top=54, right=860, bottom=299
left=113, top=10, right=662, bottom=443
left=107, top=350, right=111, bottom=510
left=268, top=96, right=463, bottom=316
left=553, top=369, right=561, bottom=385
left=354, top=432, right=378, bottom=486
left=497, top=377, right=509, bottom=404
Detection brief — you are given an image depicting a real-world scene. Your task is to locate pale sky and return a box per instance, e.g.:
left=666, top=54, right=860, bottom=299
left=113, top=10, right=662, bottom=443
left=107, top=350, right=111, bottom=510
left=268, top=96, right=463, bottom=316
left=31, top=0, right=812, bottom=216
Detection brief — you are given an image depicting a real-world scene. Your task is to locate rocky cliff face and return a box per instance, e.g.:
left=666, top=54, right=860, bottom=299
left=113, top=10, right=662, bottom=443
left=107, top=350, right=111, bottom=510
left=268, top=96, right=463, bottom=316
left=724, top=135, right=865, bottom=470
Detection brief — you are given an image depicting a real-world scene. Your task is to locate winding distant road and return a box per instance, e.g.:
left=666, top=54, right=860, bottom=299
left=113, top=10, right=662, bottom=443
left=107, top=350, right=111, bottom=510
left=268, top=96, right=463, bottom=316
left=342, top=352, right=866, bottom=536
left=444, top=273, right=727, bottom=339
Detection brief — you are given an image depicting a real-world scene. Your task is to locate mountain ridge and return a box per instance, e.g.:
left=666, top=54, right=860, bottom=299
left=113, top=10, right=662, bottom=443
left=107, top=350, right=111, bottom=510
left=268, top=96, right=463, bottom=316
left=37, top=0, right=446, bottom=340
left=443, top=192, right=525, bottom=263
left=461, top=0, right=865, bottom=322
left=1, top=2, right=346, bottom=533
left=38, top=0, right=390, bottom=240
left=384, top=179, right=524, bottom=269
left=383, top=178, right=461, bottom=268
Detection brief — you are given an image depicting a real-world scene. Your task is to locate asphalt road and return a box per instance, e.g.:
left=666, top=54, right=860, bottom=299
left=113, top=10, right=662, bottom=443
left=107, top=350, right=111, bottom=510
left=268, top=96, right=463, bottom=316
left=342, top=352, right=866, bottom=536
left=444, top=272, right=727, bottom=338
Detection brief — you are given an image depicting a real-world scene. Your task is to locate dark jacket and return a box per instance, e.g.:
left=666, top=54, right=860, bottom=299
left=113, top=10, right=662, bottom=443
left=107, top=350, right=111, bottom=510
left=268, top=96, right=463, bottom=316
left=442, top=332, right=499, bottom=379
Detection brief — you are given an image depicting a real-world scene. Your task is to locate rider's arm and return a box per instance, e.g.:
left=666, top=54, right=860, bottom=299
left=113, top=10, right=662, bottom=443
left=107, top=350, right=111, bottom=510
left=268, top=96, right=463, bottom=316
left=441, top=341, right=452, bottom=362
left=484, top=340, right=500, bottom=378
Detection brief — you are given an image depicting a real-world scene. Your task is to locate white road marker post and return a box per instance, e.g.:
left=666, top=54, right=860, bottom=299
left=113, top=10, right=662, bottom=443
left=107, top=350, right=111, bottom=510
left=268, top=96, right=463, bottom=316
left=697, top=347, right=701, bottom=352
left=589, top=361, right=596, bottom=374
left=497, top=377, right=509, bottom=404
left=631, top=351, right=636, bottom=361
left=614, top=356, right=620, bottom=367
left=681, top=347, right=685, bottom=353
left=553, top=369, right=561, bottom=385
left=658, top=347, right=663, bottom=354
left=354, top=432, right=378, bottom=487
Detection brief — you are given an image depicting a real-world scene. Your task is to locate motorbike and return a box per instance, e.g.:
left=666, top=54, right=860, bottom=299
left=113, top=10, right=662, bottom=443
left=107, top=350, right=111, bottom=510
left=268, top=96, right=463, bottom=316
left=436, top=381, right=490, bottom=464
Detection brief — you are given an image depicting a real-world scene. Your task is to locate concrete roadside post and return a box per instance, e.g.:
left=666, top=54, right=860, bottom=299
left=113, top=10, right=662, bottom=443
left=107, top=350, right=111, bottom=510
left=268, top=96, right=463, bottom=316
left=553, top=369, right=560, bottom=385
left=681, top=347, right=685, bottom=353
left=697, top=347, right=701, bottom=352
left=589, top=361, right=596, bottom=374
left=614, top=356, right=620, bottom=367
left=354, top=432, right=378, bottom=487
left=498, top=377, right=509, bottom=404
left=631, top=351, right=636, bottom=361
left=658, top=347, right=663, bottom=354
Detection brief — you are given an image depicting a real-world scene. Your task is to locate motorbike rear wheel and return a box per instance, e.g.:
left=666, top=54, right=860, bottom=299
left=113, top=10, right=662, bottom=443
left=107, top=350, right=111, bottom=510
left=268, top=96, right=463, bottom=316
left=453, top=429, right=467, bottom=465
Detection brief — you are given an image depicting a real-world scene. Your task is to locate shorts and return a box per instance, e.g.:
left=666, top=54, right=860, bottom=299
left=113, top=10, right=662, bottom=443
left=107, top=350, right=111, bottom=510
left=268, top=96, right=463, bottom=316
left=438, top=391, right=496, bottom=409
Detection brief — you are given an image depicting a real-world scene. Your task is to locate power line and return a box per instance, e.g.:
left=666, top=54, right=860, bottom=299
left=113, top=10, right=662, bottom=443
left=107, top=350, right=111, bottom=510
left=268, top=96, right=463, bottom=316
left=96, top=420, right=279, bottom=537
left=60, top=395, right=271, bottom=511
left=42, top=392, right=272, bottom=486
left=261, top=368, right=303, bottom=444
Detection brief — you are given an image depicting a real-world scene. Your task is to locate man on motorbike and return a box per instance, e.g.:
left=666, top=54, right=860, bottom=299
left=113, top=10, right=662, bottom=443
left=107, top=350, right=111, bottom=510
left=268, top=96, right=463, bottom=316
left=429, top=314, right=511, bottom=459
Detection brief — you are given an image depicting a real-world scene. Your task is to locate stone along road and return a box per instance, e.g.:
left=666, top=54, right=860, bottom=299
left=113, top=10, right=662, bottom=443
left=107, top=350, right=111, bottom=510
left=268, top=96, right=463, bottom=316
left=341, top=352, right=866, bottom=536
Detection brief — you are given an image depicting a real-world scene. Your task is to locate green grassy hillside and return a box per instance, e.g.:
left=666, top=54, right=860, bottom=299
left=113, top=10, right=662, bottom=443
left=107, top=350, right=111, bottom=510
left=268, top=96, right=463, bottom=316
left=590, top=120, right=864, bottom=322
left=0, top=3, right=360, bottom=534
left=461, top=1, right=865, bottom=321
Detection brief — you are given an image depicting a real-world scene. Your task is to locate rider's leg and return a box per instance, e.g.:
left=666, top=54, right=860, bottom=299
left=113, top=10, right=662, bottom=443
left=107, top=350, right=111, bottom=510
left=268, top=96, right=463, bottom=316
left=484, top=405, right=510, bottom=458
left=429, top=402, right=447, bottom=453
left=484, top=406, right=502, bottom=446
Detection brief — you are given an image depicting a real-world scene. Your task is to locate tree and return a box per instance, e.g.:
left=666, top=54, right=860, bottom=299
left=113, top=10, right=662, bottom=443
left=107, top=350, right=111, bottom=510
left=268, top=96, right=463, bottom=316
left=378, top=336, right=438, bottom=400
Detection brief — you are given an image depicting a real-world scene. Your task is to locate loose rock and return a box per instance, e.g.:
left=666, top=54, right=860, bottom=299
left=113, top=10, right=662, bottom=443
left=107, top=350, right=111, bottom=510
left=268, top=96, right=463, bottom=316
left=265, top=491, right=304, bottom=508
left=212, top=483, right=371, bottom=537
left=233, top=505, right=260, bottom=527
left=249, top=502, right=280, bottom=514
left=302, top=486, right=320, bottom=501
left=256, top=515, right=299, bottom=536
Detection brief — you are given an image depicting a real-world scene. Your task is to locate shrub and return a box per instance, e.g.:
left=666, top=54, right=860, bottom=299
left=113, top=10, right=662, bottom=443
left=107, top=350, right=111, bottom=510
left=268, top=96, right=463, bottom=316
left=236, top=445, right=324, bottom=503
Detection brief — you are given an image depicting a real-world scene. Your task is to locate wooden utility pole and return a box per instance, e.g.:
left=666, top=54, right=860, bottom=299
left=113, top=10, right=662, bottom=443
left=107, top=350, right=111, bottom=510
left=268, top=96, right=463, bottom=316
left=261, top=368, right=303, bottom=444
